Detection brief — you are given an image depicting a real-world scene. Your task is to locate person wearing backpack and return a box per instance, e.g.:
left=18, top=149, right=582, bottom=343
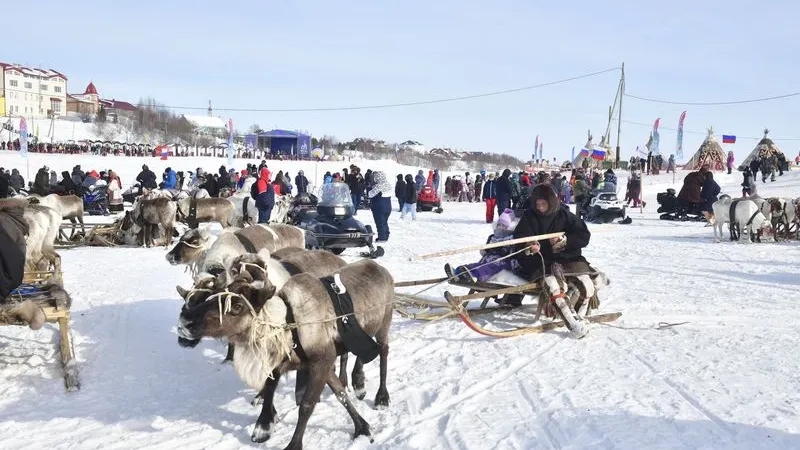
left=252, top=167, right=275, bottom=223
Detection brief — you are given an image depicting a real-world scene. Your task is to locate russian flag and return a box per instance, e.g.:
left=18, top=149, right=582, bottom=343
left=157, top=145, right=169, bottom=160
left=580, top=148, right=590, bottom=157
left=591, top=148, right=606, bottom=160
left=722, top=135, right=736, bottom=144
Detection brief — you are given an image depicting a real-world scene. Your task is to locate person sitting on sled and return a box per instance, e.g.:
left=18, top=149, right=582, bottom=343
left=498, top=183, right=593, bottom=306
left=444, top=208, right=518, bottom=283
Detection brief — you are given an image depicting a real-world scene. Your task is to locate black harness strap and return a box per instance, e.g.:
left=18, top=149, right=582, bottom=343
left=280, top=261, right=303, bottom=276
left=189, top=197, right=198, bottom=221
left=242, top=198, right=250, bottom=224
left=236, top=233, right=258, bottom=253
left=320, top=275, right=381, bottom=363
left=186, top=197, right=199, bottom=229
left=729, top=200, right=740, bottom=240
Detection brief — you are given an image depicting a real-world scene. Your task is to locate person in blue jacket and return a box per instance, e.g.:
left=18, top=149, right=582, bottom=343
left=162, top=167, right=177, bottom=190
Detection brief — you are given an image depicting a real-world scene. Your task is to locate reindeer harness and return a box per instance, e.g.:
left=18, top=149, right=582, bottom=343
left=320, top=274, right=381, bottom=363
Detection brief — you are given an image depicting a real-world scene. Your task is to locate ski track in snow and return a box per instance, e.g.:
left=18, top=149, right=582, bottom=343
left=1, top=153, right=800, bottom=449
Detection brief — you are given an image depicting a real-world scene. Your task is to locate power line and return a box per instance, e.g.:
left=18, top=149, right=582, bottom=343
left=174, top=67, right=622, bottom=112
left=2, top=67, right=621, bottom=113
left=616, top=119, right=800, bottom=141
left=624, top=91, right=800, bottom=106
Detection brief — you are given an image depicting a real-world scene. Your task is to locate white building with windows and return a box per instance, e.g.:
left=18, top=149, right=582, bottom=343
left=0, top=62, right=68, bottom=118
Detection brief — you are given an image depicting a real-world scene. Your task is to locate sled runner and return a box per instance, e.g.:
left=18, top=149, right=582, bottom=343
left=394, top=274, right=621, bottom=338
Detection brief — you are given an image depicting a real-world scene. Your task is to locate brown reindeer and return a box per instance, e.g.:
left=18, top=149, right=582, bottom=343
left=127, top=197, right=177, bottom=248
left=176, top=197, right=234, bottom=229
left=177, top=258, right=393, bottom=449
left=176, top=250, right=355, bottom=401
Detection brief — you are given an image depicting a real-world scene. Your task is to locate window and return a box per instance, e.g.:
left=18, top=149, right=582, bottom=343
left=24, top=82, right=32, bottom=89
left=9, top=80, right=17, bottom=87
left=54, top=86, right=62, bottom=93
left=41, top=84, right=48, bottom=91
left=52, top=100, right=61, bottom=114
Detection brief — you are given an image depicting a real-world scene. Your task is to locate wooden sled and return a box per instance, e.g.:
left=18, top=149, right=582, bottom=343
left=394, top=275, right=621, bottom=338
left=4, top=260, right=80, bottom=391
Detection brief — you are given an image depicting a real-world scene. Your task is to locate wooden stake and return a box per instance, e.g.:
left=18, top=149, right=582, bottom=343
left=411, top=232, right=564, bottom=261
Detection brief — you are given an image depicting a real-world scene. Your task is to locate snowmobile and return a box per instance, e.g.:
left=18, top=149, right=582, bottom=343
left=582, top=191, right=630, bottom=224
left=416, top=185, right=443, bottom=213
left=656, top=189, right=705, bottom=222
left=83, top=183, right=110, bottom=216
left=288, top=182, right=384, bottom=258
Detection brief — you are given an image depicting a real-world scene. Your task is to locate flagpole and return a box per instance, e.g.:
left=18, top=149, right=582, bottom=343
left=615, top=62, right=624, bottom=169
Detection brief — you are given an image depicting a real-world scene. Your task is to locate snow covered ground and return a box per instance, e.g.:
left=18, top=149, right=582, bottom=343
left=1, top=154, right=799, bottom=449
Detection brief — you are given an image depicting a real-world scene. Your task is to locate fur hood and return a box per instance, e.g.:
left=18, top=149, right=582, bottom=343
left=529, top=184, right=560, bottom=216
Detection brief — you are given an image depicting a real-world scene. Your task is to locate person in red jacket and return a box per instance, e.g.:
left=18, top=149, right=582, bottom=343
left=255, top=167, right=275, bottom=223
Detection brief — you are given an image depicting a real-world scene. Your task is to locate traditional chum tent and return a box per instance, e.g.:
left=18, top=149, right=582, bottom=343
left=739, top=129, right=786, bottom=169
left=684, top=127, right=726, bottom=171
left=572, top=130, right=613, bottom=169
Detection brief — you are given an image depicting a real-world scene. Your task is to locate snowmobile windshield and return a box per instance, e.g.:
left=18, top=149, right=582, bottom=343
left=317, top=182, right=353, bottom=215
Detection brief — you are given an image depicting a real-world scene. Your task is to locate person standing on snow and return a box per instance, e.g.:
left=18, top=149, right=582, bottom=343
left=726, top=151, right=735, bottom=175
left=394, top=174, right=406, bottom=212
left=482, top=173, right=497, bottom=223
left=254, top=167, right=275, bottom=223
left=368, top=171, right=393, bottom=242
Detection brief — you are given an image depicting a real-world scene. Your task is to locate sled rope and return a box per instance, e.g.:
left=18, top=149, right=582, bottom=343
left=598, top=321, right=690, bottom=331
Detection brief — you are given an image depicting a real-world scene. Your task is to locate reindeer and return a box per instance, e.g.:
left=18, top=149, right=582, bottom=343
left=126, top=197, right=178, bottom=248
left=165, top=224, right=305, bottom=277
left=175, top=196, right=234, bottom=229
left=177, top=258, right=393, bottom=449
left=28, top=194, right=85, bottom=240
left=5, top=199, right=61, bottom=272
left=176, top=250, right=355, bottom=400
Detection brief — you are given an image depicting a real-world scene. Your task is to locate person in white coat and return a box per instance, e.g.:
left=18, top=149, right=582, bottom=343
left=107, top=170, right=124, bottom=212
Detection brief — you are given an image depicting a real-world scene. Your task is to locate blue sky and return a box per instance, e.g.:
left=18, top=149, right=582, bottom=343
left=7, top=0, right=800, bottom=162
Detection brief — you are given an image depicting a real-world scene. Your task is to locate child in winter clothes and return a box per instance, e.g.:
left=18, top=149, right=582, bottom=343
left=445, top=209, right=518, bottom=283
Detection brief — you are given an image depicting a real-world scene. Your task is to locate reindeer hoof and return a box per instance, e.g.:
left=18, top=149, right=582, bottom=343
left=353, top=419, right=372, bottom=442
left=354, top=386, right=366, bottom=400
left=374, top=389, right=390, bottom=409
left=251, top=422, right=272, bottom=443
left=251, top=394, right=263, bottom=407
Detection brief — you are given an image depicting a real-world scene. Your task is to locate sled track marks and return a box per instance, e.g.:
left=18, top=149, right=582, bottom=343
left=389, top=337, right=566, bottom=441
left=516, top=378, right=562, bottom=449
left=607, top=336, right=736, bottom=438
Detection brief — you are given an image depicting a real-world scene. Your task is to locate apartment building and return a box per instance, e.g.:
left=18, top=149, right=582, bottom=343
left=0, top=62, right=68, bottom=118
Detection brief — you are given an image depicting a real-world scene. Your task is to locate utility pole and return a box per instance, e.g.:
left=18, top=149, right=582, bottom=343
left=615, top=62, right=625, bottom=169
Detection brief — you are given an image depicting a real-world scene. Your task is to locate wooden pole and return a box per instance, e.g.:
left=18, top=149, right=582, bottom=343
left=412, top=232, right=565, bottom=261
left=615, top=63, right=624, bottom=170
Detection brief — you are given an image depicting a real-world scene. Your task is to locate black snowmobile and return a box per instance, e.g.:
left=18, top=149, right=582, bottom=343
left=580, top=189, right=631, bottom=224
left=288, top=182, right=384, bottom=258
left=656, top=189, right=705, bottom=221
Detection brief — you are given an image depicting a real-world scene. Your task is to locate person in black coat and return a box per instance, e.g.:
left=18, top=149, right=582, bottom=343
left=512, top=184, right=592, bottom=281
left=495, top=168, right=513, bottom=213
left=136, top=165, right=157, bottom=190
left=59, top=171, right=79, bottom=195
left=202, top=174, right=220, bottom=197
left=401, top=174, right=417, bottom=220
left=0, top=173, right=9, bottom=198
left=394, top=174, right=406, bottom=212
left=294, top=171, right=309, bottom=195
left=699, top=171, right=721, bottom=214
